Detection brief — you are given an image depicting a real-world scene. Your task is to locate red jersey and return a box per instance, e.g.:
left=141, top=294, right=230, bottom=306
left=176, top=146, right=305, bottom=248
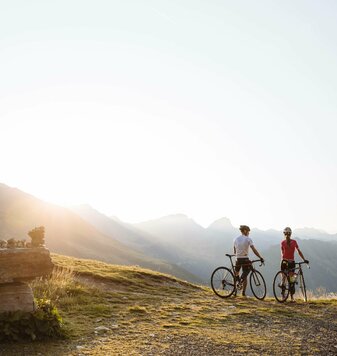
left=281, top=239, right=298, bottom=261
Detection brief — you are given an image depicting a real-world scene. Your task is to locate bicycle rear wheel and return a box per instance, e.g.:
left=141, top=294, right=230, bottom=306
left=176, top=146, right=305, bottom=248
left=211, top=267, right=236, bottom=298
left=273, top=271, right=290, bottom=303
left=250, top=269, right=266, bottom=300
left=298, top=271, right=307, bottom=302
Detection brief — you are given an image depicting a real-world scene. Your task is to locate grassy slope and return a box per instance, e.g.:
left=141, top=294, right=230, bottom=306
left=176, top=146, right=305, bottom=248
left=1, top=254, right=337, bottom=355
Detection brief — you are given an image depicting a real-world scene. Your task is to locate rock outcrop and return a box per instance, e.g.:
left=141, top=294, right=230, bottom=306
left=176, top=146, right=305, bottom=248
left=0, top=247, right=53, bottom=312
left=0, top=283, right=35, bottom=312
left=0, top=247, right=53, bottom=284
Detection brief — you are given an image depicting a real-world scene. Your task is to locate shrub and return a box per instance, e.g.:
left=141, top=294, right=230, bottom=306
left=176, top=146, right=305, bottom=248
left=0, top=299, right=64, bottom=342
left=28, top=226, right=45, bottom=247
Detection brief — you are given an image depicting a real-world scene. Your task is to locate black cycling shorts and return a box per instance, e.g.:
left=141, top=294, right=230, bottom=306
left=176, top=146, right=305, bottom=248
left=235, top=258, right=252, bottom=273
left=281, top=260, right=295, bottom=272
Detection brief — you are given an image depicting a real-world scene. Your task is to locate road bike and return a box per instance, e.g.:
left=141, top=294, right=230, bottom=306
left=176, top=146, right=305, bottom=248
left=273, top=261, right=310, bottom=302
left=211, top=254, right=266, bottom=300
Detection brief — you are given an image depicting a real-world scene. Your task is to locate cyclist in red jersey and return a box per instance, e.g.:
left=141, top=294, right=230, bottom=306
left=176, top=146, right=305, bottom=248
left=281, top=227, right=309, bottom=301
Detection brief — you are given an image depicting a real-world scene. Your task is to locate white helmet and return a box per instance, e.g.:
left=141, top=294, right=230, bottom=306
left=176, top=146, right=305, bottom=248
left=283, top=227, right=292, bottom=234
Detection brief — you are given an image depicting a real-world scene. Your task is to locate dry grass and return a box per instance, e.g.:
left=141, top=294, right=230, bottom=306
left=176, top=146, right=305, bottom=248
left=50, top=253, right=199, bottom=292
left=30, top=266, right=76, bottom=302
left=1, top=254, right=335, bottom=356
left=307, top=287, right=337, bottom=301
left=128, top=305, right=148, bottom=314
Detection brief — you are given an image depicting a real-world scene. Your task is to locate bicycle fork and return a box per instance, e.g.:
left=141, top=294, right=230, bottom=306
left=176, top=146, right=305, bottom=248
left=251, top=271, right=261, bottom=287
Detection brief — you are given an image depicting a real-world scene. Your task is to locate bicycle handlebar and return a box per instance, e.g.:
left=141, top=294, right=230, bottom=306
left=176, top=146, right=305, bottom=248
left=282, top=260, right=309, bottom=265
left=225, top=254, right=265, bottom=267
left=283, top=260, right=310, bottom=270
left=301, top=261, right=310, bottom=269
left=296, top=261, right=310, bottom=266
left=251, top=259, right=265, bottom=267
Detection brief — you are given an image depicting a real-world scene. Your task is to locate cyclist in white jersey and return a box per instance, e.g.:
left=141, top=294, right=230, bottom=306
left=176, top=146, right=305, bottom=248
left=234, top=225, right=264, bottom=296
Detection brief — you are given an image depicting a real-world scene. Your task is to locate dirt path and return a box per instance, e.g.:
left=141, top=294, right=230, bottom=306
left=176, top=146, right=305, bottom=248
left=73, top=275, right=337, bottom=355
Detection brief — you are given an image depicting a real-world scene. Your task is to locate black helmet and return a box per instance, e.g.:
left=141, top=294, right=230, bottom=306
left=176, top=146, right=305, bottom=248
left=240, top=225, right=250, bottom=232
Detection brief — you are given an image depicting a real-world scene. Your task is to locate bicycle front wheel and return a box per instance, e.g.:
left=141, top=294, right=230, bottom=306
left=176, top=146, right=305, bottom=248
left=298, top=271, right=307, bottom=302
left=211, top=267, right=236, bottom=298
left=250, top=269, right=266, bottom=300
left=273, top=271, right=290, bottom=303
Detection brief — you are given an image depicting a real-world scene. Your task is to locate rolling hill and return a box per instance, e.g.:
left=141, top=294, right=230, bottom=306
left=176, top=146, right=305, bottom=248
left=71, top=208, right=216, bottom=279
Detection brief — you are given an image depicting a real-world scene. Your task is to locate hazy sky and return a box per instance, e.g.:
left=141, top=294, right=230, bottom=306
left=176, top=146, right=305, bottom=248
left=1, top=1, right=337, bottom=232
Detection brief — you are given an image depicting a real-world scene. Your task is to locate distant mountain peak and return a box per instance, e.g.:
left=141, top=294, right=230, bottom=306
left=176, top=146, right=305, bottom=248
left=136, top=214, right=205, bottom=232
left=160, top=214, right=189, bottom=220
left=137, top=214, right=191, bottom=225
left=208, top=217, right=233, bottom=230
left=295, top=227, right=327, bottom=234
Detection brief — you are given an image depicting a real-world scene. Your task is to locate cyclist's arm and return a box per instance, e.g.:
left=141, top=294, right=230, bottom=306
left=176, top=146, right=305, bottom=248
left=250, top=245, right=263, bottom=260
left=297, top=248, right=306, bottom=261
left=233, top=245, right=236, bottom=255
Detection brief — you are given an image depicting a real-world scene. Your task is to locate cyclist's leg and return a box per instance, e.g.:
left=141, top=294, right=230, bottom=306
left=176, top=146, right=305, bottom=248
left=288, top=261, right=296, bottom=300
left=279, top=261, right=288, bottom=297
left=234, top=259, right=241, bottom=279
left=234, top=259, right=242, bottom=295
left=241, top=259, right=252, bottom=296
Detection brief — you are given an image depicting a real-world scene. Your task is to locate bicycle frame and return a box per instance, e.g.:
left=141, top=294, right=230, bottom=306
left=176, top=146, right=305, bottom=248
left=282, top=261, right=308, bottom=279
left=225, top=253, right=263, bottom=276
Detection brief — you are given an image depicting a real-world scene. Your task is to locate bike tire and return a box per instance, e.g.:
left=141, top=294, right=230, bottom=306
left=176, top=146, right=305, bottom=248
left=298, top=271, right=307, bottom=302
left=250, top=269, right=266, bottom=300
left=211, top=267, right=236, bottom=298
left=273, top=271, right=290, bottom=303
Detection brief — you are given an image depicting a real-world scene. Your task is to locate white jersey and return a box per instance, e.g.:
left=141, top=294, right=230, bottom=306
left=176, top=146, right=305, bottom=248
left=234, top=235, right=254, bottom=258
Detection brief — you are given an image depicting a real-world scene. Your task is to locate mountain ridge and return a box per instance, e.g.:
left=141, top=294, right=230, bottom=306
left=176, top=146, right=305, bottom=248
left=2, top=182, right=337, bottom=291
left=0, top=183, right=200, bottom=283
left=72, top=204, right=337, bottom=291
